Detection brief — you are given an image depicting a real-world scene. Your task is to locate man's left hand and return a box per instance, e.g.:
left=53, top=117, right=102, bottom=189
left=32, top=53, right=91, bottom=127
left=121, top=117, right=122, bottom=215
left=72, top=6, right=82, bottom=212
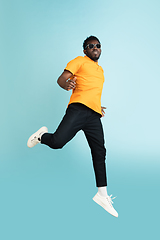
left=101, top=106, right=106, bottom=117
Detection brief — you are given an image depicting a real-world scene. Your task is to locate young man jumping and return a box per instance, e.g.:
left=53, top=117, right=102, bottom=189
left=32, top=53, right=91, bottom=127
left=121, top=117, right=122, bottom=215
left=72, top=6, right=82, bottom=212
left=27, top=36, right=118, bottom=217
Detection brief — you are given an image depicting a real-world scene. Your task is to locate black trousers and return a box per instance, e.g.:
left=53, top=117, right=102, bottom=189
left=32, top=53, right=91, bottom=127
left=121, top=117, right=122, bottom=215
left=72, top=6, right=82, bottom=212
left=41, top=103, right=107, bottom=187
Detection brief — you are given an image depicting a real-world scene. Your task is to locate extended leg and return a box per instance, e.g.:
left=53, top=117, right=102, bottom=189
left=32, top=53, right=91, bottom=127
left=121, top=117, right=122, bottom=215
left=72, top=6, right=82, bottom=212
left=83, top=114, right=107, bottom=187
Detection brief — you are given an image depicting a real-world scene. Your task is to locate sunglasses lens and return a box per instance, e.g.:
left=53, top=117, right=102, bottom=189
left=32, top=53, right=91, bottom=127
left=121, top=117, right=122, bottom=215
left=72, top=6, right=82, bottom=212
left=89, top=44, right=94, bottom=49
left=96, top=44, right=101, bottom=48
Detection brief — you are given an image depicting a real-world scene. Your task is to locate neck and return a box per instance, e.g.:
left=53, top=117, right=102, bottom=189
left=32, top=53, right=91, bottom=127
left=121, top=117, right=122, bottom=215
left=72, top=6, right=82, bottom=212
left=85, top=55, right=98, bottom=62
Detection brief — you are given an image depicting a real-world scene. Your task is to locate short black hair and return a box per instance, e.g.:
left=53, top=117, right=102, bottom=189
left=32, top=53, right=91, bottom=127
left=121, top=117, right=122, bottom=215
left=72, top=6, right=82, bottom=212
left=83, top=36, right=101, bottom=50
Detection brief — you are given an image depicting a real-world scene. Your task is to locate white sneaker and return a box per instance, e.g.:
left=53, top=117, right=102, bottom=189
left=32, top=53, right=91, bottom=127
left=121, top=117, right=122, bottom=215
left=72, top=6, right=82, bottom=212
left=27, top=126, right=48, bottom=148
left=93, top=193, right=118, bottom=217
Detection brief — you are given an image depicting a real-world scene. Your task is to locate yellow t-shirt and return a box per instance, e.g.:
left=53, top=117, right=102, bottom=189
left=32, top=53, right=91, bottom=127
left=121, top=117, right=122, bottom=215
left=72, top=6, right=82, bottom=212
left=65, top=55, right=105, bottom=115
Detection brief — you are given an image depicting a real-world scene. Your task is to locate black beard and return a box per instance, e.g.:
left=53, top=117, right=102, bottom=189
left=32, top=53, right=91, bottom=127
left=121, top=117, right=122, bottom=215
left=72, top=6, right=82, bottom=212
left=86, top=51, right=101, bottom=61
left=90, top=55, right=100, bottom=61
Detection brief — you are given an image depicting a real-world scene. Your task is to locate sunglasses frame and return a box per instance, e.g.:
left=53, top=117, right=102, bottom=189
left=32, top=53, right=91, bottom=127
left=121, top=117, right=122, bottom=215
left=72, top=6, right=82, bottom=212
left=85, top=43, right=101, bottom=50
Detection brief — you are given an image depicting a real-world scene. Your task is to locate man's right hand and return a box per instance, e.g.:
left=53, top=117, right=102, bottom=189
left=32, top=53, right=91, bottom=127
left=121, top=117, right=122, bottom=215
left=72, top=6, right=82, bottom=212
left=57, top=70, right=76, bottom=91
left=66, top=77, right=77, bottom=91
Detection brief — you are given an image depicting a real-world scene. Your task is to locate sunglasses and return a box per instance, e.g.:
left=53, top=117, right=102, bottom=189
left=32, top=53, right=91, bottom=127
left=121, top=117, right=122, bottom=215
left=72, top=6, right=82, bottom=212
left=85, top=43, right=101, bottom=49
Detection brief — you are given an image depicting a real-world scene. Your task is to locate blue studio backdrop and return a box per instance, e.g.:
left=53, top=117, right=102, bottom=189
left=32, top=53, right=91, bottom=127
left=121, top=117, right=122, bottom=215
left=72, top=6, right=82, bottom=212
left=0, top=0, right=160, bottom=239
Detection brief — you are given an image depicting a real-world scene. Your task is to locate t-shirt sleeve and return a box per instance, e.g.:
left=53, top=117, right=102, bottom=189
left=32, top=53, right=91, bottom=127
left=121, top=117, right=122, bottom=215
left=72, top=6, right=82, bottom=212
left=65, top=56, right=83, bottom=75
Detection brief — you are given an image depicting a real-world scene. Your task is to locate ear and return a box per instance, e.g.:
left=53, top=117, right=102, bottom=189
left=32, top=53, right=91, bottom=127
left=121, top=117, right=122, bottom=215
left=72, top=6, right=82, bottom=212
left=83, top=49, right=86, bottom=55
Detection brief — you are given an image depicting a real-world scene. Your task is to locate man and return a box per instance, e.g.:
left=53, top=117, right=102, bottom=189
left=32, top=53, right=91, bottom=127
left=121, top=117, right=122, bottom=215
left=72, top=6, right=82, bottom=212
left=27, top=36, right=118, bottom=217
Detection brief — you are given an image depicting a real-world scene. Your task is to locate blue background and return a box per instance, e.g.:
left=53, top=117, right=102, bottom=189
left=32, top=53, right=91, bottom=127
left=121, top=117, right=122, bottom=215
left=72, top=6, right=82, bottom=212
left=0, top=0, right=160, bottom=239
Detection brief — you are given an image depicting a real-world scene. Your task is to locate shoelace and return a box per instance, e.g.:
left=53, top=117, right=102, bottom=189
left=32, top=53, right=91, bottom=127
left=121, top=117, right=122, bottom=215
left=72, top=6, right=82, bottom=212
left=31, top=136, right=40, bottom=142
left=106, top=195, right=117, bottom=207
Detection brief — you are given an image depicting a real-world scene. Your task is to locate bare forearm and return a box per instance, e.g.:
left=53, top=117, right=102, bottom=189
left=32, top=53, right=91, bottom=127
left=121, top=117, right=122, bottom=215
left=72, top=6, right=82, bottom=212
left=57, top=75, right=68, bottom=90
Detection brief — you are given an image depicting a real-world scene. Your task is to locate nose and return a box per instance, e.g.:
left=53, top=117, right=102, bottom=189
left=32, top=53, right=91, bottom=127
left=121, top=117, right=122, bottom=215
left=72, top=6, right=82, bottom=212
left=93, top=45, right=97, bottom=49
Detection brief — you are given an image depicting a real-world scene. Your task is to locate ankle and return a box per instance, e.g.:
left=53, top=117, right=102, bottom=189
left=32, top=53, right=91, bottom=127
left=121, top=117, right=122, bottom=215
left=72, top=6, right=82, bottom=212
left=98, top=186, right=108, bottom=197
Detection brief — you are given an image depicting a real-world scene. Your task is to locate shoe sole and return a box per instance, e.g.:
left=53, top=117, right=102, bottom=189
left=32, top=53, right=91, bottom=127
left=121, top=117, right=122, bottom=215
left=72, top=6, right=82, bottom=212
left=93, top=194, right=118, bottom=218
left=27, top=126, right=48, bottom=148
